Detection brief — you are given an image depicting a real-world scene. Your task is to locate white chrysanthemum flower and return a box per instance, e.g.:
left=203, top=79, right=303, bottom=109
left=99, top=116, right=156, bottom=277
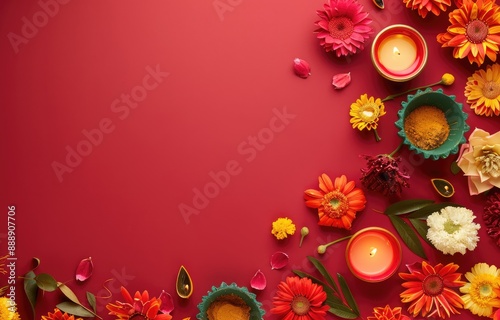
left=426, top=206, right=480, bottom=255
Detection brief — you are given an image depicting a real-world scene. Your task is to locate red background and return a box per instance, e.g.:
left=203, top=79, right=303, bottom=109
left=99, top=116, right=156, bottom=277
left=1, top=0, right=500, bottom=319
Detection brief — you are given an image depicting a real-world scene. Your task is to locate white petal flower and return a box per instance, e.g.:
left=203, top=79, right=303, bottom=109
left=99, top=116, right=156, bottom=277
left=426, top=206, right=480, bottom=255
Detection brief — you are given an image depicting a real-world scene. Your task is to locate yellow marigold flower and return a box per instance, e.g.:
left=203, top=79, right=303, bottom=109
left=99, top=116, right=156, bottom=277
left=349, top=94, right=386, bottom=141
left=0, top=297, right=21, bottom=320
left=460, top=263, right=500, bottom=317
left=271, top=217, right=296, bottom=240
left=441, top=73, right=454, bottom=85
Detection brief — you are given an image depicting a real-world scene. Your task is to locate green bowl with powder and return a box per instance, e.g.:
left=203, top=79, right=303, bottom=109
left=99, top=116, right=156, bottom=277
left=395, top=88, right=469, bottom=160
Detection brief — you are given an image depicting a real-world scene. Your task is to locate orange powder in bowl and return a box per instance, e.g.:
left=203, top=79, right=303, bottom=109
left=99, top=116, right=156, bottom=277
left=403, top=105, right=450, bottom=150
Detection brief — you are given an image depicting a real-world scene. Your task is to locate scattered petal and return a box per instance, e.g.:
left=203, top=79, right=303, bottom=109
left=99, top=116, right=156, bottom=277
left=332, top=72, right=351, bottom=89
left=250, top=269, right=267, bottom=290
left=159, top=290, right=174, bottom=314
left=293, top=58, right=311, bottom=79
left=270, top=252, right=289, bottom=270
left=75, top=257, right=93, bottom=282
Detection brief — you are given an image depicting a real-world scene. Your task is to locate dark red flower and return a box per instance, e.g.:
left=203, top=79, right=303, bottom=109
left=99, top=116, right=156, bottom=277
left=360, top=155, right=410, bottom=197
left=484, top=191, right=500, bottom=247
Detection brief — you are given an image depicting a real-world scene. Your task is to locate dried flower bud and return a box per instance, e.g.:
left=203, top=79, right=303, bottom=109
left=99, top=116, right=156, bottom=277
left=293, top=58, right=311, bottom=79
left=441, top=73, right=454, bottom=85
left=332, top=72, right=351, bottom=89
left=75, top=257, right=94, bottom=282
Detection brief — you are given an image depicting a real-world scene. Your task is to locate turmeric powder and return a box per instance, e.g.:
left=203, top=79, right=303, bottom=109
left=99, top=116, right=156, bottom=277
left=404, top=105, right=450, bottom=150
left=207, top=294, right=251, bottom=320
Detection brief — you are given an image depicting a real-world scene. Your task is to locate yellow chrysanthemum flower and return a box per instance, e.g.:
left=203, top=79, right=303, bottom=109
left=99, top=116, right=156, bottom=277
left=465, top=63, right=500, bottom=117
left=460, top=263, right=500, bottom=317
left=271, top=217, right=296, bottom=240
left=0, top=297, right=20, bottom=320
left=349, top=94, right=386, bottom=141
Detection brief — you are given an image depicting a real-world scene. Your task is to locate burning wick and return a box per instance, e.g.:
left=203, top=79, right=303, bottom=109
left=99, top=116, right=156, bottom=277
left=393, top=47, right=401, bottom=55
left=369, top=247, right=377, bottom=257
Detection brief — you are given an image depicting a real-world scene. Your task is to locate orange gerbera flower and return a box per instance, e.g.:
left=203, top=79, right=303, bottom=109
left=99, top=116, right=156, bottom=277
left=271, top=276, right=330, bottom=320
left=42, top=309, right=83, bottom=320
left=107, top=287, right=172, bottom=320
left=304, top=174, right=366, bottom=229
left=437, top=0, right=500, bottom=66
left=399, top=261, right=465, bottom=319
left=367, top=305, right=411, bottom=320
left=403, top=0, right=451, bottom=18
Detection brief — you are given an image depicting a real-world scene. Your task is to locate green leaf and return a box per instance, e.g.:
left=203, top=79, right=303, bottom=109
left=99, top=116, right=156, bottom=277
left=58, top=282, right=81, bottom=304
left=56, top=301, right=95, bottom=318
left=407, top=203, right=462, bottom=219
left=23, top=270, right=38, bottom=317
left=293, top=270, right=339, bottom=304
left=87, top=292, right=97, bottom=313
left=409, top=218, right=433, bottom=246
left=385, top=199, right=435, bottom=215
left=337, top=273, right=360, bottom=316
left=35, top=273, right=58, bottom=292
left=450, top=161, right=461, bottom=174
left=307, top=256, right=339, bottom=294
left=389, top=215, right=427, bottom=259
left=329, top=307, right=359, bottom=319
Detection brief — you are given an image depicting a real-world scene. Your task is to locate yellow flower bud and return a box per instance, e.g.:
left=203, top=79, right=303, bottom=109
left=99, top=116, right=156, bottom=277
left=317, top=245, right=327, bottom=254
left=441, top=73, right=454, bottom=86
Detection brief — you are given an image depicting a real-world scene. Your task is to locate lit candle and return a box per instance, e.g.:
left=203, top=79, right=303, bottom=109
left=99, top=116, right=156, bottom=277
left=345, top=227, right=402, bottom=282
left=371, top=24, right=428, bottom=82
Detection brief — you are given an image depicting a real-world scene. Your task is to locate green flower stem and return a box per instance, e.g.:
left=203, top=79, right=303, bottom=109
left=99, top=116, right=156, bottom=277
left=388, top=141, right=404, bottom=158
left=374, top=129, right=382, bottom=142
left=317, top=235, right=353, bottom=254
left=381, top=80, right=442, bottom=102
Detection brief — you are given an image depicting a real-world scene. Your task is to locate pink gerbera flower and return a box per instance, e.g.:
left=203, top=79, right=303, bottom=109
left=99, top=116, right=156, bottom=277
left=315, top=0, right=373, bottom=57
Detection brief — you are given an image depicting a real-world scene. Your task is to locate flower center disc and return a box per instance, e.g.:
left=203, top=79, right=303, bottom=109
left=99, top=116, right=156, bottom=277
left=291, top=295, right=311, bottom=316
left=328, top=16, right=354, bottom=40
left=359, top=104, right=379, bottom=122
left=444, top=220, right=461, bottom=234
left=324, top=191, right=349, bottom=218
left=466, top=19, right=488, bottom=43
left=129, top=314, right=148, bottom=320
left=423, top=274, right=444, bottom=296
left=479, top=282, right=493, bottom=297
left=482, top=81, right=500, bottom=99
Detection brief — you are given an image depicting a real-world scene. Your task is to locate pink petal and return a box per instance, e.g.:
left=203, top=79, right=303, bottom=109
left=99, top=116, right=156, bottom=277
left=270, top=251, right=289, bottom=270
left=332, top=72, right=351, bottom=89
left=293, top=58, right=311, bottom=79
left=250, top=269, right=267, bottom=290
left=158, top=290, right=174, bottom=314
left=75, top=257, right=94, bottom=282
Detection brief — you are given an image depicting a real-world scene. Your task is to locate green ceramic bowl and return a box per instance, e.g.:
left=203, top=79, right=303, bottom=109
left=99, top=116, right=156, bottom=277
left=196, top=282, right=265, bottom=320
left=395, top=88, right=469, bottom=160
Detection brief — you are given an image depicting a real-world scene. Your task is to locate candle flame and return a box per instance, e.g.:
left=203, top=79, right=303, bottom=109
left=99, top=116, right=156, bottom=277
left=369, top=247, right=377, bottom=257
left=393, top=47, right=400, bottom=55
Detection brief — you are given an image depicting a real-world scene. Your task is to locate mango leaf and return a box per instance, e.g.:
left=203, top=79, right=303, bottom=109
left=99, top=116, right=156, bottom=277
left=409, top=218, right=433, bottom=246
left=337, top=273, right=360, bottom=316
left=87, top=292, right=97, bottom=313
left=407, top=203, right=462, bottom=220
left=450, top=161, right=461, bottom=174
left=389, top=215, right=427, bottom=259
left=23, top=270, right=38, bottom=317
left=58, top=282, right=81, bottom=304
left=329, top=307, right=359, bottom=319
left=385, top=199, right=434, bottom=216
left=293, top=270, right=340, bottom=304
left=57, top=301, right=95, bottom=318
left=307, top=256, right=339, bottom=294
left=35, top=273, right=58, bottom=292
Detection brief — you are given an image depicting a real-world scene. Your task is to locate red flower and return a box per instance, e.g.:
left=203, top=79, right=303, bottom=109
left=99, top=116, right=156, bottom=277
left=271, top=276, right=330, bottom=320
left=107, top=287, right=172, bottom=320
left=484, top=191, right=500, bottom=247
left=367, top=305, right=411, bottom=320
left=42, top=309, right=83, bottom=320
left=360, top=154, right=410, bottom=197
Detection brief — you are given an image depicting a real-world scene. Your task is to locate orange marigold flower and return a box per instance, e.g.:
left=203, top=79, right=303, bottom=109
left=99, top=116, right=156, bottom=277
left=399, top=261, right=465, bottom=319
left=403, top=0, right=452, bottom=18
left=304, top=173, right=366, bottom=230
left=42, top=309, right=83, bottom=320
left=437, top=0, right=500, bottom=66
left=367, top=305, right=411, bottom=320
left=107, top=287, right=172, bottom=320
